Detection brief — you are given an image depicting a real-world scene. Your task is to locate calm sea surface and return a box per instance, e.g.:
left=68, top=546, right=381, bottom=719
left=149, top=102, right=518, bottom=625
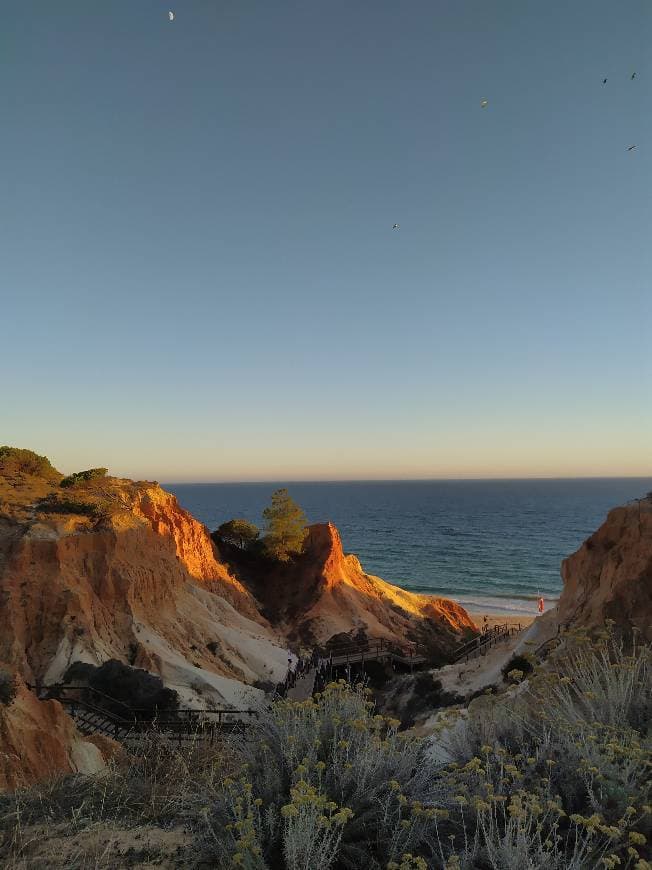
left=165, top=479, right=651, bottom=617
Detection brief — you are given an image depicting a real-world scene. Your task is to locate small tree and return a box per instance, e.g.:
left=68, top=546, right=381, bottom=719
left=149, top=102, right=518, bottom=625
left=262, top=488, right=308, bottom=562
left=215, top=518, right=260, bottom=550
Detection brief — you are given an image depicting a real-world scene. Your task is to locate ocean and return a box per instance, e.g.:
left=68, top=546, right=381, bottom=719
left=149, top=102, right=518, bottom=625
left=165, top=478, right=651, bottom=617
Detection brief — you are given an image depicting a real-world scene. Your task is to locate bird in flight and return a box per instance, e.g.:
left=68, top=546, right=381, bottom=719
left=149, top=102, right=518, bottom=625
left=480, top=99, right=489, bottom=108
left=628, top=145, right=637, bottom=151
left=631, top=72, right=636, bottom=80
left=168, top=11, right=175, bottom=21
left=392, top=224, right=400, bottom=230
left=602, top=78, right=607, bottom=85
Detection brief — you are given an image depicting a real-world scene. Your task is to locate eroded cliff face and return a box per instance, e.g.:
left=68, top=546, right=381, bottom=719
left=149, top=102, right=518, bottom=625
left=0, top=474, right=290, bottom=711
left=0, top=463, right=476, bottom=790
left=224, top=522, right=476, bottom=657
left=0, top=682, right=114, bottom=791
left=559, top=495, right=652, bottom=640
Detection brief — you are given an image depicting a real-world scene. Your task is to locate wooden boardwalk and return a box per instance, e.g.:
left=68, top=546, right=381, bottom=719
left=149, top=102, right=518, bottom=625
left=451, top=623, right=523, bottom=664
left=28, top=683, right=259, bottom=743
left=328, top=639, right=428, bottom=671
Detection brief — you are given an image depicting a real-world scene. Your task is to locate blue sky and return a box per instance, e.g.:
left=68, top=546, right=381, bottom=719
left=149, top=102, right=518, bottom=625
left=2, top=1, right=650, bottom=480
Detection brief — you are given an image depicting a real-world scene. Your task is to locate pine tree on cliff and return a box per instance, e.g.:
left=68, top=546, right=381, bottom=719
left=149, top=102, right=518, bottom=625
left=262, top=488, right=308, bottom=562
left=215, top=518, right=260, bottom=550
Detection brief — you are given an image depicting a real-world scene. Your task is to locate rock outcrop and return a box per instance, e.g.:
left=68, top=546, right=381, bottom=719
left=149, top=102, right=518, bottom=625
left=558, top=494, right=652, bottom=640
left=0, top=452, right=476, bottom=790
left=0, top=471, right=290, bottom=714
left=221, top=522, right=476, bottom=658
left=0, top=682, right=114, bottom=791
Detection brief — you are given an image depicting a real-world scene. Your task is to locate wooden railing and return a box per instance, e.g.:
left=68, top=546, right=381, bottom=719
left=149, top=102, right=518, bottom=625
left=452, top=623, right=522, bottom=664
left=326, top=638, right=428, bottom=671
left=27, top=683, right=260, bottom=742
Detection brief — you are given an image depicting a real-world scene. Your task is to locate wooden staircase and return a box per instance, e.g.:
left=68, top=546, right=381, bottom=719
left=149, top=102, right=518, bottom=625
left=451, top=623, right=523, bottom=664
left=28, top=683, right=260, bottom=744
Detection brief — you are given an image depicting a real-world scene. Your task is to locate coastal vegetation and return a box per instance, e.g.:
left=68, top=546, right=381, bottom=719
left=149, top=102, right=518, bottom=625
left=59, top=467, right=108, bottom=488
left=216, top=519, right=261, bottom=551
left=35, top=494, right=106, bottom=518
left=0, top=446, right=60, bottom=482
left=1, top=629, right=649, bottom=868
left=262, top=488, right=308, bottom=562
left=214, top=490, right=308, bottom=563
left=500, top=653, right=534, bottom=683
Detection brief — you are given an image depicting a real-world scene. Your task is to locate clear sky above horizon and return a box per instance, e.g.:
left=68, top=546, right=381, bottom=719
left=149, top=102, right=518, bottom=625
left=2, top=1, right=650, bottom=481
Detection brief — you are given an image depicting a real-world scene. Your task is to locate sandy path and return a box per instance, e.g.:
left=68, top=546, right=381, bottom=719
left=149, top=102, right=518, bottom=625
left=426, top=610, right=559, bottom=709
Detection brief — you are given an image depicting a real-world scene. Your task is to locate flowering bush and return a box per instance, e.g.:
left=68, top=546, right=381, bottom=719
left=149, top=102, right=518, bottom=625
left=201, top=630, right=651, bottom=868
left=1, top=631, right=648, bottom=869
left=203, top=681, right=446, bottom=868
left=436, top=627, right=651, bottom=868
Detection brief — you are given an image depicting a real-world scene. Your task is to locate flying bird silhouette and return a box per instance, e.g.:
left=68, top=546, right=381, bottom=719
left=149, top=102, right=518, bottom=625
left=168, top=11, right=175, bottom=21
left=628, top=145, right=637, bottom=151
left=480, top=99, right=489, bottom=108
left=602, top=78, right=607, bottom=85
left=631, top=72, right=636, bottom=80
left=392, top=224, right=400, bottom=230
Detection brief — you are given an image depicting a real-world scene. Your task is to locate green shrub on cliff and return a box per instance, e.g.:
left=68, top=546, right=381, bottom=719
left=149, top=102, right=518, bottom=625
left=60, top=467, right=108, bottom=488
left=0, top=446, right=60, bottom=481
left=215, top=518, right=260, bottom=550
left=262, top=488, right=308, bottom=562
left=36, top=494, right=106, bottom=518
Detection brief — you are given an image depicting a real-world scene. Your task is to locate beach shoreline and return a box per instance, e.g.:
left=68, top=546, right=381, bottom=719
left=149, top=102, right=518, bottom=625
left=467, top=611, right=536, bottom=631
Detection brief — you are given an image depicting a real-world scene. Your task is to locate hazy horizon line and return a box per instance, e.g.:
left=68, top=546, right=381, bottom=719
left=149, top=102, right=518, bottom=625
left=160, top=474, right=652, bottom=486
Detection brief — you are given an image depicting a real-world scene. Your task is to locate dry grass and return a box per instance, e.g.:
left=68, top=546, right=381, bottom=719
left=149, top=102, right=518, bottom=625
left=0, top=732, right=236, bottom=869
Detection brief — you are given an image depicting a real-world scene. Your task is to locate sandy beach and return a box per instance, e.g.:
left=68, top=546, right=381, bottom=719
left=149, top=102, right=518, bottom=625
left=467, top=612, right=536, bottom=632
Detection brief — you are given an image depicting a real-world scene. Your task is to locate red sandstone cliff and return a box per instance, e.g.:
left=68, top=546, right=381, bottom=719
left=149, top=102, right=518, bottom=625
left=0, top=682, right=117, bottom=791
left=558, top=494, right=652, bottom=640
left=0, top=472, right=290, bottom=711
left=0, top=455, right=476, bottom=790
left=222, top=522, right=477, bottom=656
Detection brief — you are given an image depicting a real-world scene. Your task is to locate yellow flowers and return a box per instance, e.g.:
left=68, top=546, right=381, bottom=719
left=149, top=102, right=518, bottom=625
left=209, top=640, right=652, bottom=870
left=333, top=807, right=354, bottom=825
